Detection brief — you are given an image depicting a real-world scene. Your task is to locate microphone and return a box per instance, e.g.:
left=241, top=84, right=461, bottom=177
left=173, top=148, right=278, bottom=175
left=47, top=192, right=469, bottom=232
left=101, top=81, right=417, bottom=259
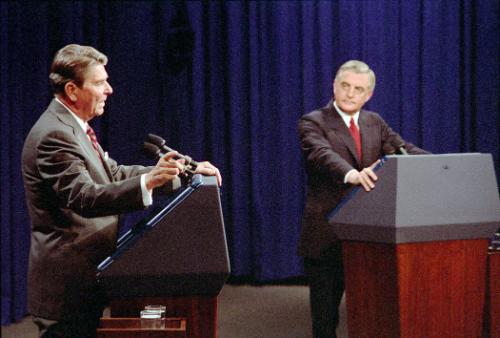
left=146, top=134, right=199, bottom=169
left=383, top=135, right=408, bottom=155
left=143, top=137, right=197, bottom=176
left=143, top=141, right=164, bottom=158
left=399, top=145, right=409, bottom=155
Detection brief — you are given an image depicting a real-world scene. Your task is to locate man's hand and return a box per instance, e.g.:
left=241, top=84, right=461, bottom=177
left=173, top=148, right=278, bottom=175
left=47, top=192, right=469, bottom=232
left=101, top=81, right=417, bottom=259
left=195, top=161, right=222, bottom=186
left=346, top=159, right=381, bottom=192
left=145, top=152, right=185, bottom=190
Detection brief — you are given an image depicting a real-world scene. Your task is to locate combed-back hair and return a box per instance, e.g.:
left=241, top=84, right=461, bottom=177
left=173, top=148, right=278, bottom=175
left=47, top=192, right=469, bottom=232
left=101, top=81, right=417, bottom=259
left=335, top=60, right=376, bottom=91
left=49, top=44, right=108, bottom=94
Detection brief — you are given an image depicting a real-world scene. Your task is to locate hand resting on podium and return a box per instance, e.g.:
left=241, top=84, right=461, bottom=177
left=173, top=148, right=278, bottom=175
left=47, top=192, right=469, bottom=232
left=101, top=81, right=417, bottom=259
left=345, top=159, right=381, bottom=192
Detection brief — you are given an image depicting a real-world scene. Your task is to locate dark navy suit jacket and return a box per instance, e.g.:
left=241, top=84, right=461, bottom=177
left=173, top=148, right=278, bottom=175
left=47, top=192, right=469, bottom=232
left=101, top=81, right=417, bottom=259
left=298, top=100, right=427, bottom=259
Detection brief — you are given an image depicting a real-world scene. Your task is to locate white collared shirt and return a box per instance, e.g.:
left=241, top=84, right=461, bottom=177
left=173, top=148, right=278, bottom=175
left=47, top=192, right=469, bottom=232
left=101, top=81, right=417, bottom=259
left=333, top=101, right=360, bottom=129
left=333, top=100, right=360, bottom=184
left=55, top=97, right=88, bottom=133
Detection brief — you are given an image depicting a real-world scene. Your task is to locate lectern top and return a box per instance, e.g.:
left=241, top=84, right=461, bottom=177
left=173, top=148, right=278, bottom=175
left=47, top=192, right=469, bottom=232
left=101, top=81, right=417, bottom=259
left=329, top=153, right=500, bottom=243
left=96, top=174, right=230, bottom=297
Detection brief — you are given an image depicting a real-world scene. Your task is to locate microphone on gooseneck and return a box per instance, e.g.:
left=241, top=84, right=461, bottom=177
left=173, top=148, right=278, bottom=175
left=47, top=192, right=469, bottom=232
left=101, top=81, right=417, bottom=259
left=146, top=134, right=199, bottom=169
left=143, top=141, right=164, bottom=158
left=146, top=134, right=175, bottom=153
left=383, top=135, right=408, bottom=155
left=399, top=145, right=408, bottom=155
left=143, top=140, right=196, bottom=177
left=143, top=136, right=198, bottom=177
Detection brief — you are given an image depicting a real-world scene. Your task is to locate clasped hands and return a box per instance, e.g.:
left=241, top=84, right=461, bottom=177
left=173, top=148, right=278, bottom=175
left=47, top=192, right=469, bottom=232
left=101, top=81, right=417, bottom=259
left=346, top=159, right=381, bottom=192
left=145, top=151, right=222, bottom=190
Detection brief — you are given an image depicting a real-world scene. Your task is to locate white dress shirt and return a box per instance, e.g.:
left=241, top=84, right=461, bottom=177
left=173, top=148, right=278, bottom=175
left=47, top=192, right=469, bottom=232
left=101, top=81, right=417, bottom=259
left=333, top=101, right=361, bottom=184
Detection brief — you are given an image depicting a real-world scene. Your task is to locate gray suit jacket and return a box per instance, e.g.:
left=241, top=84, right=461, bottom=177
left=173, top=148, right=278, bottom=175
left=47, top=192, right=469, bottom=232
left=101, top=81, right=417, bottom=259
left=22, top=99, right=161, bottom=319
left=298, top=100, right=427, bottom=259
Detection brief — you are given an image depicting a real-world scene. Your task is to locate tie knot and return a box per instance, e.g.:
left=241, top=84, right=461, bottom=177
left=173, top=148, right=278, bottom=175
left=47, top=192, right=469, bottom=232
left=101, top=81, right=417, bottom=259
left=87, top=126, right=97, bottom=142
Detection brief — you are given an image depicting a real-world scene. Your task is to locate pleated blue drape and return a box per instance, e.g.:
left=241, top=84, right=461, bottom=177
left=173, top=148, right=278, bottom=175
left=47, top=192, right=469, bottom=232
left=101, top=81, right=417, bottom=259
left=2, top=0, right=498, bottom=325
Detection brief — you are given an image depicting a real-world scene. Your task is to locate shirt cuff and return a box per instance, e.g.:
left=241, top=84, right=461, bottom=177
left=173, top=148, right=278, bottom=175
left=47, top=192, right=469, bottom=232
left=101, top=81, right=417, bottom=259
left=172, top=176, right=181, bottom=191
left=140, top=174, right=153, bottom=206
left=344, top=169, right=357, bottom=184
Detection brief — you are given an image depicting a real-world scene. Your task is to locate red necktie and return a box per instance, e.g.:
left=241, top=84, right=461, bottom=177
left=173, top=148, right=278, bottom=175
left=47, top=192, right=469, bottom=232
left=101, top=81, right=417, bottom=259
left=86, top=126, right=102, bottom=159
left=349, top=118, right=362, bottom=160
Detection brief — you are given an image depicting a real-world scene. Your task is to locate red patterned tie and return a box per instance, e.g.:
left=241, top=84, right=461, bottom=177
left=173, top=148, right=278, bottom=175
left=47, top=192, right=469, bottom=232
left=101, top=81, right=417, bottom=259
left=86, top=125, right=102, bottom=159
left=349, top=118, right=362, bottom=160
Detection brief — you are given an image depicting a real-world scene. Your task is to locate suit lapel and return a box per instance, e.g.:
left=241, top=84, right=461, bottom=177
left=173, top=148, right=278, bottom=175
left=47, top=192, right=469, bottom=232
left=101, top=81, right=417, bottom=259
left=94, top=143, right=115, bottom=182
left=357, top=110, right=377, bottom=167
left=324, top=102, right=361, bottom=167
left=51, top=100, right=113, bottom=183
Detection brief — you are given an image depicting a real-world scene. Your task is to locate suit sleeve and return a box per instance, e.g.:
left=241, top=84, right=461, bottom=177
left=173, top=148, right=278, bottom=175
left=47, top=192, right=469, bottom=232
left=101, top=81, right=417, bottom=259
left=105, top=157, right=149, bottom=180
left=374, top=112, right=429, bottom=156
left=403, top=141, right=429, bottom=155
left=298, top=115, right=354, bottom=183
left=104, top=157, right=181, bottom=194
left=36, top=130, right=147, bottom=217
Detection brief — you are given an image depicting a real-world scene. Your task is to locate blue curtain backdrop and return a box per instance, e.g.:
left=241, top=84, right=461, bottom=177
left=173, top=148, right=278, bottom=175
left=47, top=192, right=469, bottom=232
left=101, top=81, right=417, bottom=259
left=1, top=1, right=499, bottom=325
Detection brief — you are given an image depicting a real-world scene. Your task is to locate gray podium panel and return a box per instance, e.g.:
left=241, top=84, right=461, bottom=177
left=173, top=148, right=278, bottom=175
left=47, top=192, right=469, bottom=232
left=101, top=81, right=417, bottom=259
left=329, top=153, right=500, bottom=243
left=97, top=174, right=230, bottom=297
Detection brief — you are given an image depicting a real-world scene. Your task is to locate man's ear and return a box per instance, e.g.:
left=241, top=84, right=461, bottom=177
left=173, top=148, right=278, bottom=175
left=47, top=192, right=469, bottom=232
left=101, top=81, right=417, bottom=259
left=64, top=82, right=78, bottom=102
left=364, top=90, right=374, bottom=104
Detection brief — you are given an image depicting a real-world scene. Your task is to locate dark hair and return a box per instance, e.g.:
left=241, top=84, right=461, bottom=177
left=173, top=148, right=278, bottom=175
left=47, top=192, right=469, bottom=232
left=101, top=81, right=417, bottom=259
left=49, top=44, right=108, bottom=94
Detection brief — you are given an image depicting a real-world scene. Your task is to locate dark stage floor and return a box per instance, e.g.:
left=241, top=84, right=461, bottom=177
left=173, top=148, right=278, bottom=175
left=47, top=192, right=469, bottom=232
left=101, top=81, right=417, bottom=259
left=2, top=284, right=349, bottom=338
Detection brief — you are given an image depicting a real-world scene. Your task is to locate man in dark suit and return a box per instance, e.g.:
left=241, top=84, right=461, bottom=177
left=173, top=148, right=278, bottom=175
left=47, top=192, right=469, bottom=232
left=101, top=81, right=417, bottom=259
left=22, top=44, right=221, bottom=337
left=298, top=60, right=427, bottom=338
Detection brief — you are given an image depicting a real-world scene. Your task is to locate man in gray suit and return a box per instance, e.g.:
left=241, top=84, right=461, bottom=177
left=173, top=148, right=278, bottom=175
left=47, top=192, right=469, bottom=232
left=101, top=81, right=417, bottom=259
left=298, top=60, right=427, bottom=338
left=22, top=44, right=221, bottom=337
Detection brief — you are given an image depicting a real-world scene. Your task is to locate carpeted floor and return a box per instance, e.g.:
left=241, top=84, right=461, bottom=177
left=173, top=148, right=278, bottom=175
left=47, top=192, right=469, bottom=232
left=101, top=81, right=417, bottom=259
left=2, top=284, right=348, bottom=338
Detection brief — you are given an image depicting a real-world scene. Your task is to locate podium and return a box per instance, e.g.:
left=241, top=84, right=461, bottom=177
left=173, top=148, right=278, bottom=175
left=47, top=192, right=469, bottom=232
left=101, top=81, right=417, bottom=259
left=97, top=317, right=187, bottom=337
left=328, top=153, right=500, bottom=338
left=97, top=175, right=230, bottom=338
left=485, top=249, right=500, bottom=338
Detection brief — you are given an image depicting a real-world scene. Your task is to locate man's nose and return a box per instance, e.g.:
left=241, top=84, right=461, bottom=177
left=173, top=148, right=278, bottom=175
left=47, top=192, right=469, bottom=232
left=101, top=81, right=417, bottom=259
left=105, top=81, right=113, bottom=95
left=346, top=87, right=355, bottom=97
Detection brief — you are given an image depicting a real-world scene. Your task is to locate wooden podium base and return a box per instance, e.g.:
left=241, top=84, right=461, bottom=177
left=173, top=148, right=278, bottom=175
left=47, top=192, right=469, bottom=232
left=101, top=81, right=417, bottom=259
left=109, top=296, right=217, bottom=338
left=342, top=239, right=488, bottom=338
left=484, top=251, right=500, bottom=338
left=97, top=317, right=186, bottom=338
